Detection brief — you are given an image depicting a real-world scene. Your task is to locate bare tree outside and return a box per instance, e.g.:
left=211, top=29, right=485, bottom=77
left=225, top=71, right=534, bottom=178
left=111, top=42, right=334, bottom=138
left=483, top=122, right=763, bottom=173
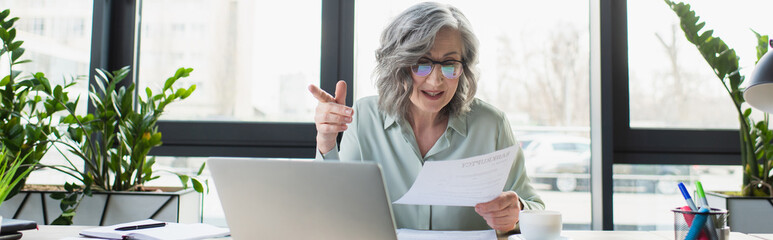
left=629, top=23, right=738, bottom=129
left=480, top=22, right=589, bottom=130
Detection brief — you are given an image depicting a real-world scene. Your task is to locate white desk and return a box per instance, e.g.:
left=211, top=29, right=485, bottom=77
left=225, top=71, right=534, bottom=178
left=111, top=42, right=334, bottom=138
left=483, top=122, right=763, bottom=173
left=753, top=234, right=773, bottom=240
left=510, top=231, right=665, bottom=240
left=615, top=231, right=763, bottom=240
left=512, top=231, right=767, bottom=240
left=19, top=226, right=770, bottom=240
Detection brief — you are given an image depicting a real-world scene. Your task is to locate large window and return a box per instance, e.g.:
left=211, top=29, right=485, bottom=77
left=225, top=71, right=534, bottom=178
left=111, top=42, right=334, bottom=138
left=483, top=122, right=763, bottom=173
left=135, top=0, right=324, bottom=225
left=138, top=0, right=321, bottom=122
left=355, top=0, right=592, bottom=230
left=627, top=0, right=773, bottom=129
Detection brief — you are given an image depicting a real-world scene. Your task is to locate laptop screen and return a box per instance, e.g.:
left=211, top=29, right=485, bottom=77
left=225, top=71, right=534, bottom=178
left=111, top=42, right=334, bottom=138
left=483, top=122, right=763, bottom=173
left=208, top=158, right=398, bottom=240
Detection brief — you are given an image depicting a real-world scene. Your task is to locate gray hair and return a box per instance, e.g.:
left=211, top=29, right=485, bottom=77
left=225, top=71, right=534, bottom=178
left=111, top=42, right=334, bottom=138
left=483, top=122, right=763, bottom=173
left=374, top=2, right=479, bottom=119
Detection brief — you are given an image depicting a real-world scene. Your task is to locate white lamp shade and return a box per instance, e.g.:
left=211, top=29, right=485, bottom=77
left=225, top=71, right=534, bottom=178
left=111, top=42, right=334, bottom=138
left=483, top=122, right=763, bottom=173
left=744, top=82, right=773, bottom=113
left=744, top=41, right=773, bottom=113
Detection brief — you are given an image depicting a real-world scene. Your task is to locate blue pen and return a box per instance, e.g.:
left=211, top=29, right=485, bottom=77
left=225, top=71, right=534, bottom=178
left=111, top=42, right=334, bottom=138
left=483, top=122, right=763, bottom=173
left=685, top=208, right=710, bottom=240
left=678, top=182, right=698, bottom=211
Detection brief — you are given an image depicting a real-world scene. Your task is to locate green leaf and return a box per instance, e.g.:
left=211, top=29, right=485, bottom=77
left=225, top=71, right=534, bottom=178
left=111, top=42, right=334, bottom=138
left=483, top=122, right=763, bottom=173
left=112, top=66, right=131, bottom=82
left=197, top=162, right=206, bottom=176
left=694, top=22, right=705, bottom=34
left=0, top=9, right=9, bottom=22
left=698, top=30, right=713, bottom=43
left=64, top=182, right=74, bottom=192
left=65, top=101, right=77, bottom=113
left=177, top=175, right=189, bottom=189
left=61, top=211, right=77, bottom=217
left=8, top=40, right=22, bottom=51
left=0, top=75, right=9, bottom=86
left=2, top=17, right=19, bottom=29
left=149, top=132, right=162, bottom=146
left=174, top=67, right=186, bottom=79
left=10, top=69, right=20, bottom=80
left=174, top=88, right=185, bottom=98
left=51, top=216, right=73, bottom=225
left=83, top=177, right=93, bottom=189
left=191, top=178, right=204, bottom=193
left=163, top=77, right=176, bottom=90
left=54, top=85, right=63, bottom=99
left=35, top=73, right=52, bottom=94
left=60, top=199, right=72, bottom=211
left=143, top=157, right=156, bottom=173
left=48, top=190, right=65, bottom=200
left=0, top=28, right=8, bottom=42
left=183, top=67, right=193, bottom=77
left=181, top=85, right=196, bottom=99
left=93, top=68, right=109, bottom=93
left=43, top=101, right=55, bottom=115
left=11, top=59, right=30, bottom=65
left=8, top=28, right=16, bottom=41
left=10, top=47, right=24, bottom=62
left=120, top=89, right=133, bottom=114
left=754, top=30, right=769, bottom=63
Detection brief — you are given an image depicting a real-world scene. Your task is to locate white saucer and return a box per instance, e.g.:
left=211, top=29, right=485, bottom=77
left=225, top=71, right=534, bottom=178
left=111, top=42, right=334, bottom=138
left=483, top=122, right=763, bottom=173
left=508, top=235, right=571, bottom=240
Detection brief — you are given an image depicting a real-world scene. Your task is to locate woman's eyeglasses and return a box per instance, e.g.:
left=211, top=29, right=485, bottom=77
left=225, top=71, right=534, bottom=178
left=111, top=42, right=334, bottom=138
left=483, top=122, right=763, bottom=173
left=410, top=58, right=465, bottom=79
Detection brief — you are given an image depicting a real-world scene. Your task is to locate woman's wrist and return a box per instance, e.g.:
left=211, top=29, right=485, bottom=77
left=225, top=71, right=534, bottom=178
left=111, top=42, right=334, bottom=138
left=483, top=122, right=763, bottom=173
left=316, top=135, right=337, bottom=154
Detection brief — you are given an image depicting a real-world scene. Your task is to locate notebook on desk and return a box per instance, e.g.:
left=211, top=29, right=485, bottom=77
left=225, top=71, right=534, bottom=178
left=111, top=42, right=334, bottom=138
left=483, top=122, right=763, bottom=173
left=0, top=218, right=36, bottom=240
left=208, top=158, right=398, bottom=240
left=79, top=219, right=229, bottom=240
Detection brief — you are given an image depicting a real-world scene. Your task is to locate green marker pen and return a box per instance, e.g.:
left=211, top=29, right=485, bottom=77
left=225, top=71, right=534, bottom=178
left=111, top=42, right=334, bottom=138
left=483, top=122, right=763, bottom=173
left=696, top=181, right=719, bottom=240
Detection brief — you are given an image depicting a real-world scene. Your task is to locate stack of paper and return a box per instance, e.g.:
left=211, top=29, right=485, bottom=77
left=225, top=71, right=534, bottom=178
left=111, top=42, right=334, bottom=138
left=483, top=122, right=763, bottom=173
left=397, top=229, right=497, bottom=240
left=78, top=219, right=230, bottom=240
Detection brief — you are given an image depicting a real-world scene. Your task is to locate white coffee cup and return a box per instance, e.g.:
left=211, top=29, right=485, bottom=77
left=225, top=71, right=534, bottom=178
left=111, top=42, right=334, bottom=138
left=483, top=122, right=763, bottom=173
left=519, top=210, right=562, bottom=240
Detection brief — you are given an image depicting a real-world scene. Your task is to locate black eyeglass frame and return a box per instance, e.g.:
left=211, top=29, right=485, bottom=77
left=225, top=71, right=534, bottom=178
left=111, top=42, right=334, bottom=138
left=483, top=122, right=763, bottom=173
left=410, top=57, right=467, bottom=79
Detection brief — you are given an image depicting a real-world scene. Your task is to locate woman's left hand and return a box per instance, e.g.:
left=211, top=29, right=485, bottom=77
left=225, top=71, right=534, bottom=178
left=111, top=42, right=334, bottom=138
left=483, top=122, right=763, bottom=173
left=474, top=191, right=521, bottom=232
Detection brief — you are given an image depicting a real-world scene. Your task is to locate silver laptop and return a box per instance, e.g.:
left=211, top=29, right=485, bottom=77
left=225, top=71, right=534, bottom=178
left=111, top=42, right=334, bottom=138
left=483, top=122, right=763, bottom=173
left=208, top=158, right=398, bottom=240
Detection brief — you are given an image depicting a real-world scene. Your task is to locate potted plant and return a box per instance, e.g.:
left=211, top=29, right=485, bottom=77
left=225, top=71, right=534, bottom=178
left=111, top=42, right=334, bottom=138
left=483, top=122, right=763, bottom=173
left=0, top=8, right=206, bottom=226
left=4, top=66, right=206, bottom=226
left=41, top=65, right=203, bottom=226
left=665, top=1, right=773, bottom=233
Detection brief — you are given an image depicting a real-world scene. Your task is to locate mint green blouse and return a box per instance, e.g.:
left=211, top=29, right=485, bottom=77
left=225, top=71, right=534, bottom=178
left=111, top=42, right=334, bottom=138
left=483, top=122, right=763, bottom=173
left=316, top=96, right=544, bottom=230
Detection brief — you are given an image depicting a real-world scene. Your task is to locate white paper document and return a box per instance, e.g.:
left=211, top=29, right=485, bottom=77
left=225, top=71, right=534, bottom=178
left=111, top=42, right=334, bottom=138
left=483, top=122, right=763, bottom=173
left=79, top=219, right=230, bottom=240
left=397, top=229, right=497, bottom=240
left=394, top=146, right=517, bottom=206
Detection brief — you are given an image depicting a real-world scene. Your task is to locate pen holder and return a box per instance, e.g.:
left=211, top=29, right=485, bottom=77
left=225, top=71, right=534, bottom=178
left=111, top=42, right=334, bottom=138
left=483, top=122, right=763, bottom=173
left=672, top=207, right=728, bottom=240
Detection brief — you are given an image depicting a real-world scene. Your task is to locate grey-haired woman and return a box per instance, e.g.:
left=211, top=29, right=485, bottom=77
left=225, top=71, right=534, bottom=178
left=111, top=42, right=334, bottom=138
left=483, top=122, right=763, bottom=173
left=308, top=2, right=544, bottom=232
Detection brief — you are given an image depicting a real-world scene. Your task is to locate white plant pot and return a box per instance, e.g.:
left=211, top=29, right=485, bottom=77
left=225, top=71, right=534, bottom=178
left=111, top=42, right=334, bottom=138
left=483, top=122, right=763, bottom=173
left=0, top=187, right=201, bottom=226
left=705, top=191, right=773, bottom=233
